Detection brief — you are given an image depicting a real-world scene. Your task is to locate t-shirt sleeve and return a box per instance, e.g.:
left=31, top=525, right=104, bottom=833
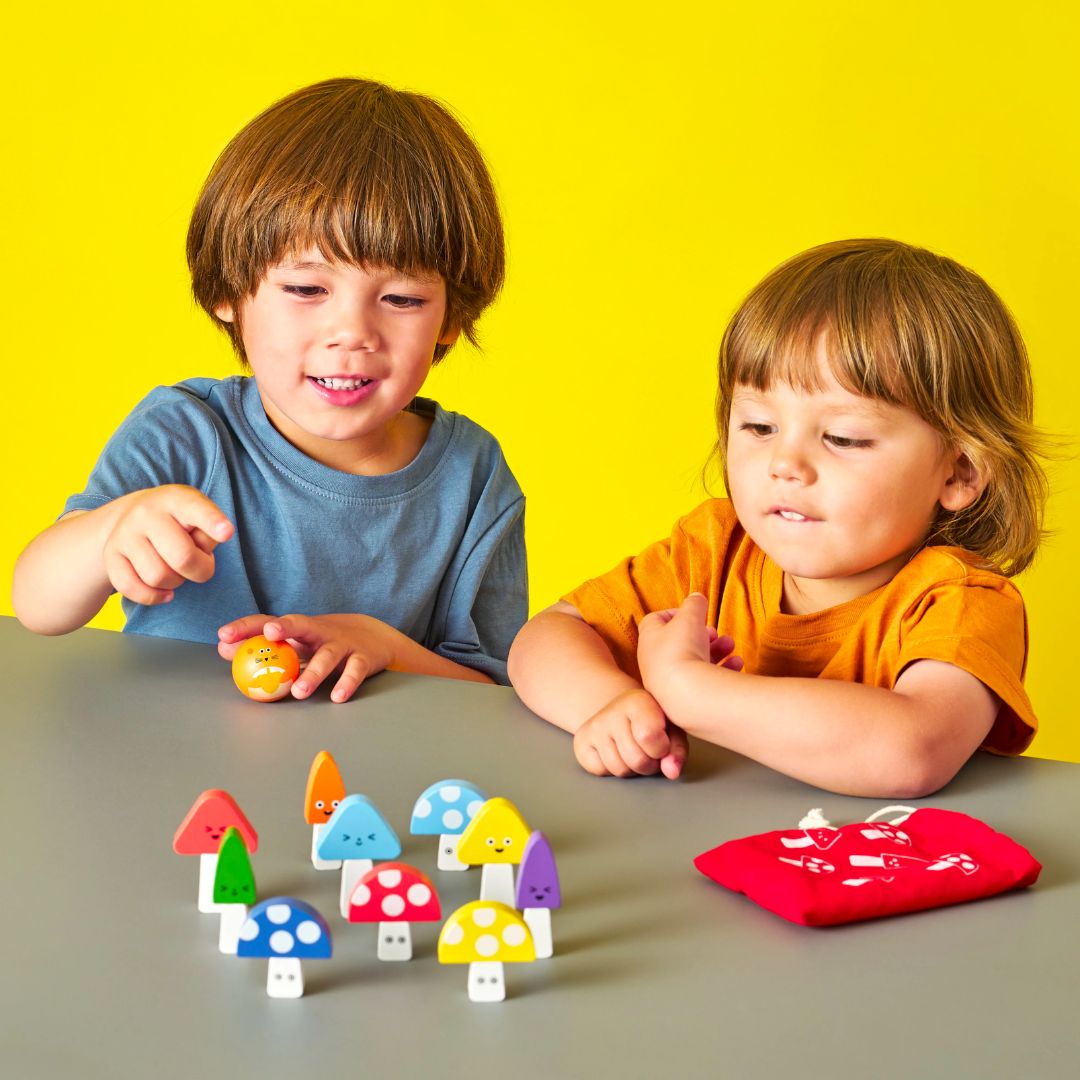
left=63, top=387, right=223, bottom=516
left=896, top=575, right=1036, bottom=756
left=562, top=499, right=737, bottom=680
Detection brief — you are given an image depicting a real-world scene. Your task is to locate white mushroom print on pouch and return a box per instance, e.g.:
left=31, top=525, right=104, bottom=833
left=456, top=797, right=531, bottom=906
left=410, top=779, right=487, bottom=871
left=348, top=863, right=441, bottom=961
left=438, top=900, right=536, bottom=1003
left=236, top=898, right=332, bottom=998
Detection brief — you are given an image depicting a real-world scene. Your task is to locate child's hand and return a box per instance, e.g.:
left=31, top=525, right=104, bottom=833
left=102, top=485, right=234, bottom=606
left=573, top=687, right=688, bottom=780
left=638, top=593, right=743, bottom=700
left=217, top=613, right=397, bottom=703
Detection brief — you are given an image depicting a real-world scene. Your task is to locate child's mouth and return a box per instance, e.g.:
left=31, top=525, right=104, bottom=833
left=308, top=375, right=379, bottom=405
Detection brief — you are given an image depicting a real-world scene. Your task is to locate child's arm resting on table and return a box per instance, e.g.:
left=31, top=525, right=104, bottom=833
left=12, top=485, right=234, bottom=636
left=638, top=594, right=998, bottom=799
left=508, top=601, right=691, bottom=779
left=219, top=612, right=495, bottom=702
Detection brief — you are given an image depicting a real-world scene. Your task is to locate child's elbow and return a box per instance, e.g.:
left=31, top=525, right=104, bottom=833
left=872, top=748, right=965, bottom=801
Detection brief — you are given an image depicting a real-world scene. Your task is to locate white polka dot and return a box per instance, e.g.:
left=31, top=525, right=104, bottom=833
left=502, top=924, right=526, bottom=947
left=266, top=904, right=291, bottom=925
left=407, top=883, right=431, bottom=906
left=295, top=921, right=322, bottom=945
left=443, top=923, right=464, bottom=946
left=382, top=894, right=406, bottom=917
left=466, top=800, right=484, bottom=818
left=413, top=798, right=432, bottom=819
left=442, top=809, right=464, bottom=830
left=440, top=786, right=461, bottom=803
left=351, top=884, right=371, bottom=907
left=238, top=919, right=259, bottom=941
left=475, top=934, right=499, bottom=957
left=378, top=869, right=402, bottom=888
left=472, top=907, right=497, bottom=928
left=269, top=930, right=295, bottom=954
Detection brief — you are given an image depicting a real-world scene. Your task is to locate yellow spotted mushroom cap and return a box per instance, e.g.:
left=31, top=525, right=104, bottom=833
left=438, top=901, right=536, bottom=964
left=455, top=797, right=531, bottom=865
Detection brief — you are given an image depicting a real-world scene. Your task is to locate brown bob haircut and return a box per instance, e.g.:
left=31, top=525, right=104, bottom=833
left=187, top=78, right=505, bottom=363
left=715, top=238, right=1050, bottom=576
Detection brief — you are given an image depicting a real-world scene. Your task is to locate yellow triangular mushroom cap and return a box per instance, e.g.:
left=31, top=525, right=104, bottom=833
left=455, top=797, right=531, bottom=865
left=438, top=901, right=536, bottom=964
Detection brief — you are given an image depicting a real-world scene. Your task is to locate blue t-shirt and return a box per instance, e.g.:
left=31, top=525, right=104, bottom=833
left=64, top=377, right=527, bottom=684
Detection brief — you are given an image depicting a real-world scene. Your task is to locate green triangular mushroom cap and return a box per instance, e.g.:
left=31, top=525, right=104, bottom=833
left=213, top=826, right=257, bottom=904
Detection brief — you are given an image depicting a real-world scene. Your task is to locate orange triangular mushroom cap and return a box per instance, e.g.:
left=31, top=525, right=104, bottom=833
left=172, top=789, right=259, bottom=855
left=304, top=751, right=346, bottom=825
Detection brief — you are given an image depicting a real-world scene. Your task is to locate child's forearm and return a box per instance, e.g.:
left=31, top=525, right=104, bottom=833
left=650, top=663, right=964, bottom=798
left=12, top=505, right=123, bottom=635
left=384, top=627, right=495, bottom=684
left=507, top=605, right=641, bottom=732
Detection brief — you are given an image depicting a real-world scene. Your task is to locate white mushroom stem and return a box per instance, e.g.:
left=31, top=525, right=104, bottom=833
left=437, top=833, right=468, bottom=871
left=376, top=922, right=413, bottom=961
left=468, top=961, right=506, bottom=1003
left=198, top=853, right=223, bottom=913
left=340, top=858, right=374, bottom=918
left=479, top=863, right=515, bottom=905
left=524, top=907, right=553, bottom=959
left=266, top=957, right=304, bottom=999
left=311, top=824, right=341, bottom=871
left=218, top=904, right=247, bottom=955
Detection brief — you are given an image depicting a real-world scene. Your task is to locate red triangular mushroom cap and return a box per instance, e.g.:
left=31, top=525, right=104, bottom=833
left=173, top=789, right=259, bottom=855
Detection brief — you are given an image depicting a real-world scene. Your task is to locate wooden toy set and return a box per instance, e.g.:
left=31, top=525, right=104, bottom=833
left=171, top=751, right=561, bottom=1003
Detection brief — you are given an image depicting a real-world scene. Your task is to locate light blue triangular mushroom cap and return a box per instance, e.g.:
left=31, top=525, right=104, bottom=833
left=236, top=897, right=332, bottom=959
left=409, top=779, right=488, bottom=836
left=316, top=794, right=401, bottom=861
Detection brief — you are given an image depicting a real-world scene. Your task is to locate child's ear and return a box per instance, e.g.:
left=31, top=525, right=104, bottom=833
left=939, top=449, right=987, bottom=512
left=214, top=303, right=235, bottom=324
left=437, top=325, right=461, bottom=347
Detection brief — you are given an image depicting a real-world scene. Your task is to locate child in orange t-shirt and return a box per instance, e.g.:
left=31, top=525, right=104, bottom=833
left=508, top=239, right=1050, bottom=797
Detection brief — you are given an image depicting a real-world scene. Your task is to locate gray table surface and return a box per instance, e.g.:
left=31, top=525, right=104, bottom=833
left=1, top=617, right=1078, bottom=1079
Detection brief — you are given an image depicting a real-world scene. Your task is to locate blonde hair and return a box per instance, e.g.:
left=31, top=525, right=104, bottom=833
left=714, top=238, right=1051, bottom=576
left=187, top=78, right=504, bottom=363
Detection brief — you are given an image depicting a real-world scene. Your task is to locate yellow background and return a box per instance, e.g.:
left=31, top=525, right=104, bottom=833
left=4, top=3, right=1077, bottom=759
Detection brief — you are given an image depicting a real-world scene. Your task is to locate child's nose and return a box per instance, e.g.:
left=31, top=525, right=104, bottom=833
left=327, top=300, right=380, bottom=352
left=769, top=439, right=815, bottom=484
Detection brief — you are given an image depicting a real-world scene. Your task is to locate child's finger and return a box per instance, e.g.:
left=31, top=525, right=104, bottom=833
left=629, top=711, right=672, bottom=761
left=106, top=551, right=174, bottom=606
left=148, top=516, right=217, bottom=584
left=659, top=724, right=689, bottom=780
left=167, top=487, right=234, bottom=545
left=292, top=642, right=347, bottom=698
left=721, top=654, right=744, bottom=672
left=329, top=654, right=373, bottom=703
left=260, top=613, right=315, bottom=644
left=124, top=535, right=187, bottom=592
left=595, top=736, right=635, bottom=778
left=572, top=733, right=608, bottom=777
left=676, top=592, right=708, bottom=620
left=218, top=613, right=275, bottom=643
left=612, top=725, right=662, bottom=775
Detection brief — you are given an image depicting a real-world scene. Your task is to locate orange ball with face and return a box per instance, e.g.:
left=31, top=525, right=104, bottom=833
left=231, top=635, right=301, bottom=702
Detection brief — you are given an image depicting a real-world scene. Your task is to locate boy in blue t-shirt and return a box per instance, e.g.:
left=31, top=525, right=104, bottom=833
left=13, top=78, right=526, bottom=696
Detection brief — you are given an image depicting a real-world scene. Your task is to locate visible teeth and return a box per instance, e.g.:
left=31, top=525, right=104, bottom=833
left=315, top=377, right=371, bottom=390
left=779, top=510, right=808, bottom=521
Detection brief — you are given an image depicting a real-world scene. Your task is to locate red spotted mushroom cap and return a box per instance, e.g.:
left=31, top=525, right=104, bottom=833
left=348, top=863, right=441, bottom=924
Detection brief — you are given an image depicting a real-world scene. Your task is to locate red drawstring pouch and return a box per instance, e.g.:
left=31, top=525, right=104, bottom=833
left=693, top=806, right=1041, bottom=926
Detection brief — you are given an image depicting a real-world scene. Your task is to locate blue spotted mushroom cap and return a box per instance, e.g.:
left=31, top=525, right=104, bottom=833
left=316, top=794, right=401, bottom=862
left=410, top=779, right=487, bottom=837
left=236, top=898, right=332, bottom=959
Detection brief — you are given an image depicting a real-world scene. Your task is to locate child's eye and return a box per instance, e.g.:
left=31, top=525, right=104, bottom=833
left=739, top=422, right=775, bottom=438
left=383, top=294, right=426, bottom=309
left=282, top=284, right=327, bottom=298
left=824, top=434, right=874, bottom=449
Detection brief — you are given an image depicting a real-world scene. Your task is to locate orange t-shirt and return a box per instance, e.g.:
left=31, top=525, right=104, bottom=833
left=563, top=499, right=1035, bottom=755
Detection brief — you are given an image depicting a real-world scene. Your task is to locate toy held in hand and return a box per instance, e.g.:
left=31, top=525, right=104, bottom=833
left=231, top=635, right=300, bottom=702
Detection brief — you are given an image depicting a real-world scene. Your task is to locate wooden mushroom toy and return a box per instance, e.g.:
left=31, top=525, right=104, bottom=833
left=456, top=797, right=531, bottom=906
left=410, top=779, right=487, bottom=871
left=304, top=751, right=346, bottom=871
left=514, top=831, right=561, bottom=959
left=316, top=794, right=401, bottom=918
left=213, top=827, right=257, bottom=954
left=348, top=863, right=441, bottom=961
left=236, top=898, right=332, bottom=999
left=172, top=789, right=258, bottom=913
left=438, top=900, right=535, bottom=1002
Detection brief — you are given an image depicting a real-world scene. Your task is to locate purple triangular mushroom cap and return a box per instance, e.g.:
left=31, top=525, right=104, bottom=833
left=514, top=831, right=561, bottom=909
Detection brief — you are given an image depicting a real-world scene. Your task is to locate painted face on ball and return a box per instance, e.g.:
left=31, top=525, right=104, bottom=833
left=232, top=635, right=300, bottom=702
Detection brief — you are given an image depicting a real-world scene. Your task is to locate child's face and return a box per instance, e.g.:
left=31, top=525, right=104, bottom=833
left=216, top=253, right=457, bottom=471
left=726, top=340, right=969, bottom=610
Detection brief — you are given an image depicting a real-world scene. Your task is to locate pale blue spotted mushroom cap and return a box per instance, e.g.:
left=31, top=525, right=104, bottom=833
left=410, top=779, right=488, bottom=836
left=236, top=898, right=332, bottom=959
left=316, top=794, right=401, bottom=862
